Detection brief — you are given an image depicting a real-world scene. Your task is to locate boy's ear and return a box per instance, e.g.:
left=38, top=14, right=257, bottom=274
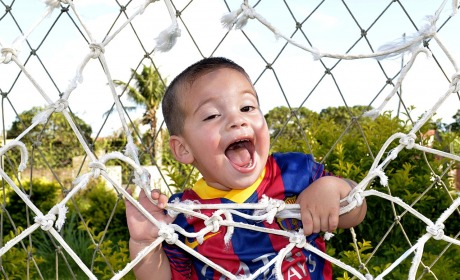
left=169, top=135, right=194, bottom=164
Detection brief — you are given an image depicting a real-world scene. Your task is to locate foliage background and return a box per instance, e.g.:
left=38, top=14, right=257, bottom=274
left=265, top=106, right=460, bottom=279
left=0, top=106, right=459, bottom=279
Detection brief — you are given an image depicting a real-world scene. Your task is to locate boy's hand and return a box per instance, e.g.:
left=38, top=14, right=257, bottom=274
left=296, top=176, right=354, bottom=236
left=125, top=189, right=175, bottom=244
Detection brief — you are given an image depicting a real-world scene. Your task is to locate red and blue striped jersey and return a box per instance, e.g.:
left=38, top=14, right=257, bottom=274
left=164, top=152, right=333, bottom=280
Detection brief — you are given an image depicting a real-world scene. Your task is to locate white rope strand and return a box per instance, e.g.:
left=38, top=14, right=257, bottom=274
left=48, top=227, right=98, bottom=280
left=0, top=223, right=40, bottom=258
left=0, top=140, right=28, bottom=172
left=102, top=0, right=159, bottom=47
left=154, top=0, right=181, bottom=52
left=364, top=48, right=432, bottom=118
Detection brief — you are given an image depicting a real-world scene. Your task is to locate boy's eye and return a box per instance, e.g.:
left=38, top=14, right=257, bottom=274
left=203, top=114, right=220, bottom=121
left=241, top=106, right=255, bottom=112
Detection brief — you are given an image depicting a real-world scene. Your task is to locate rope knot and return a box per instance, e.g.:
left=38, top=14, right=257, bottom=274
left=132, top=168, right=151, bottom=190
left=451, top=72, right=460, bottom=83
left=347, top=187, right=364, bottom=206
left=241, top=4, right=256, bottom=19
left=451, top=72, right=460, bottom=91
left=426, top=223, right=444, bottom=240
left=289, top=229, right=307, bottom=248
left=399, top=133, right=416, bottom=149
left=50, top=98, right=68, bottom=112
left=32, top=99, right=68, bottom=125
left=88, top=161, right=107, bottom=178
left=34, top=214, right=56, bottom=231
left=204, top=214, right=223, bottom=232
left=267, top=199, right=286, bottom=224
left=0, top=46, right=19, bottom=64
left=89, top=42, right=105, bottom=59
left=158, top=225, right=178, bottom=244
left=232, top=3, right=257, bottom=30
left=44, top=0, right=69, bottom=9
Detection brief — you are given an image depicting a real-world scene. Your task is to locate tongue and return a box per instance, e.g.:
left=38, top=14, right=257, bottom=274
left=225, top=146, right=251, bottom=167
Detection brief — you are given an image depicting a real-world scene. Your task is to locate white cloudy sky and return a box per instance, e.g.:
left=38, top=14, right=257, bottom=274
left=0, top=0, right=459, bottom=138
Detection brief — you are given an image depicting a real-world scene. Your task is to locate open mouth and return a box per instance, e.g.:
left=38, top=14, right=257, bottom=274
left=225, top=139, right=255, bottom=169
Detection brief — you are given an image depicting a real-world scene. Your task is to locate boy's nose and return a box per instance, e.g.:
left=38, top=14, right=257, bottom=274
left=228, top=115, right=248, bottom=130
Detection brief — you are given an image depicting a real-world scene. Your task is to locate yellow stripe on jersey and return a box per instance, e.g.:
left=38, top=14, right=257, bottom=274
left=192, top=168, right=266, bottom=203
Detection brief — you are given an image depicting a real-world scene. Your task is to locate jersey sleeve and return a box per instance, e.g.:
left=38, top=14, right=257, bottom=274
left=271, top=152, right=337, bottom=194
left=162, top=193, right=192, bottom=280
left=310, top=157, right=337, bottom=181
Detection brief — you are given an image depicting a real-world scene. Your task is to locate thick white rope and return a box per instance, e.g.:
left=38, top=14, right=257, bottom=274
left=364, top=48, right=432, bottom=119
left=0, top=223, right=40, bottom=258
left=102, top=0, right=159, bottom=47
left=97, top=53, right=140, bottom=163
left=155, top=0, right=181, bottom=52
left=0, top=140, right=28, bottom=172
left=220, top=1, right=439, bottom=61
left=48, top=227, right=98, bottom=280
left=110, top=237, right=165, bottom=280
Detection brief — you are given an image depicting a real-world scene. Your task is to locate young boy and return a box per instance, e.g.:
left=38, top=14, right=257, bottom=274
left=125, top=57, right=367, bottom=280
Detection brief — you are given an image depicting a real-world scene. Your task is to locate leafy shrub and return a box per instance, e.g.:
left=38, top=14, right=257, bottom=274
left=266, top=106, right=460, bottom=279
left=0, top=226, right=46, bottom=280
left=67, top=180, right=129, bottom=241
left=0, top=178, right=61, bottom=235
left=79, top=219, right=135, bottom=280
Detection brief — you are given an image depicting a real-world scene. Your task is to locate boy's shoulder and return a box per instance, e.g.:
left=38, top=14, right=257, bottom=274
left=270, top=152, right=314, bottom=165
left=269, top=152, right=318, bottom=187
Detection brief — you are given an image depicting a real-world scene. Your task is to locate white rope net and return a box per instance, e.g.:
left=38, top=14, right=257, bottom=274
left=0, top=0, right=459, bottom=279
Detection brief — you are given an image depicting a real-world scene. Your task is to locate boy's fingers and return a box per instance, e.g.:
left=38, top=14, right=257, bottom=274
left=312, top=213, right=321, bottom=234
left=301, top=209, right=313, bottom=236
left=320, top=216, right=329, bottom=233
left=157, top=193, right=168, bottom=209
left=328, top=209, right=339, bottom=232
left=150, top=189, right=162, bottom=200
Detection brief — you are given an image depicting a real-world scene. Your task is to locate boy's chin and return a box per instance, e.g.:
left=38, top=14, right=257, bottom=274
left=228, top=166, right=265, bottom=189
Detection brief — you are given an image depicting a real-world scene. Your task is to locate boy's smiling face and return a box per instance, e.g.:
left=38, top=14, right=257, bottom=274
left=169, top=68, right=270, bottom=191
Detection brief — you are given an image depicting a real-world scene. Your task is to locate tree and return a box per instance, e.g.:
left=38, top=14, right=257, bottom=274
left=319, top=105, right=371, bottom=126
left=113, top=64, right=167, bottom=158
left=6, top=107, right=92, bottom=170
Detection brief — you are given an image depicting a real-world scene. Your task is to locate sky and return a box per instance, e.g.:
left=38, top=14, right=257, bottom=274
left=0, top=0, right=459, bottom=138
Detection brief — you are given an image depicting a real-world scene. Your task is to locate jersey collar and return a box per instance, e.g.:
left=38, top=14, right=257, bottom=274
left=192, top=168, right=266, bottom=203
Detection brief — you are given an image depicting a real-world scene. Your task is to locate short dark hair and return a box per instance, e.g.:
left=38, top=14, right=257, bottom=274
left=162, top=57, right=253, bottom=136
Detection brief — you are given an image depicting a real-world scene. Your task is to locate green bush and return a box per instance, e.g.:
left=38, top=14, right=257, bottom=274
left=67, top=180, right=129, bottom=241
left=0, top=178, right=62, bottom=235
left=0, top=226, right=46, bottom=280
left=0, top=178, right=131, bottom=279
left=266, top=106, right=460, bottom=279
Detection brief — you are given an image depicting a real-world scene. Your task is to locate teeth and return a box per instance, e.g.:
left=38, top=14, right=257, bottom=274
left=243, top=158, right=253, bottom=168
